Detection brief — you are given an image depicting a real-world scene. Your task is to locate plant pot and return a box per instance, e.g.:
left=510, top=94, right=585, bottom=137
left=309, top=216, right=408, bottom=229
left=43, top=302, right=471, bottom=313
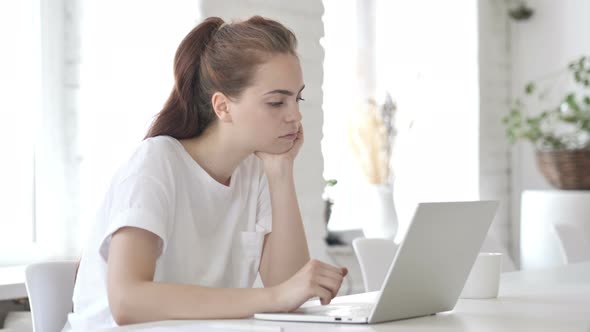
left=535, top=149, right=590, bottom=190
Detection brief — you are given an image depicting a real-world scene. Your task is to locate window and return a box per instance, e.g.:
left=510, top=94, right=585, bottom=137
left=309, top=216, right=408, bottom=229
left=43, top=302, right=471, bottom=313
left=0, top=0, right=42, bottom=264
left=322, top=0, right=481, bottom=241
left=321, top=0, right=367, bottom=229
left=0, top=0, right=73, bottom=265
left=0, top=0, right=202, bottom=265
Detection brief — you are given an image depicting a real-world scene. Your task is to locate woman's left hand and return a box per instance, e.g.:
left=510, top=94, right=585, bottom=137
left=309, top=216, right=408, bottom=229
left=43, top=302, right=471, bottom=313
left=255, top=124, right=304, bottom=176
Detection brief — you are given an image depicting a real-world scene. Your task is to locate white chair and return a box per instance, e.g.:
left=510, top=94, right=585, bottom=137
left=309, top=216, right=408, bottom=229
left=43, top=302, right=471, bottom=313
left=521, top=190, right=590, bottom=269
left=352, top=238, right=398, bottom=292
left=553, top=223, right=590, bottom=264
left=25, top=261, right=78, bottom=332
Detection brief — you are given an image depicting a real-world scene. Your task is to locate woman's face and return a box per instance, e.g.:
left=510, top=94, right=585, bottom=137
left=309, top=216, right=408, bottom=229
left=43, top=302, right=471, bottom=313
left=228, top=53, right=304, bottom=154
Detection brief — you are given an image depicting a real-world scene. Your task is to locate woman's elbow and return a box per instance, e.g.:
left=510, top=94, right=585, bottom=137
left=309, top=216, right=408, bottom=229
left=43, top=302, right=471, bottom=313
left=108, top=286, right=136, bottom=326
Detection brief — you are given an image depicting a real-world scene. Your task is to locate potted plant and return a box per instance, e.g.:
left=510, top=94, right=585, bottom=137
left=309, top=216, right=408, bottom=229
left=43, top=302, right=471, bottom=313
left=502, top=55, right=590, bottom=189
left=322, top=179, right=346, bottom=246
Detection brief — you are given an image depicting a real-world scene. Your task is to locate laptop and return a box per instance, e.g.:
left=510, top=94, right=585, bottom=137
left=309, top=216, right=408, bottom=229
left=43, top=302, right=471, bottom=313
left=254, top=200, right=499, bottom=324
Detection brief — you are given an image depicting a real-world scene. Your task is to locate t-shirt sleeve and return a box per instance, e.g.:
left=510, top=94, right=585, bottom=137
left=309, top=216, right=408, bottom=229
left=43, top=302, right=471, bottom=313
left=98, top=174, right=172, bottom=262
left=256, top=173, right=272, bottom=234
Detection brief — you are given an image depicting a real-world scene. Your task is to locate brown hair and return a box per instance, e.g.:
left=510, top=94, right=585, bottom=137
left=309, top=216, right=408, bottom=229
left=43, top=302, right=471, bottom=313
left=145, top=16, right=298, bottom=139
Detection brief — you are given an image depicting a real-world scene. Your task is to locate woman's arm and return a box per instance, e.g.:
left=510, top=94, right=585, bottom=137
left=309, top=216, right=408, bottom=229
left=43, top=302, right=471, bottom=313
left=108, top=226, right=346, bottom=324
left=256, top=126, right=347, bottom=294
left=107, top=227, right=274, bottom=325
left=258, top=164, right=310, bottom=287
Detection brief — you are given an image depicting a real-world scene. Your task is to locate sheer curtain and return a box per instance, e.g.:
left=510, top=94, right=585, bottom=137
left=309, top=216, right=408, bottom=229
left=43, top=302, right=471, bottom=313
left=321, top=0, right=366, bottom=232
left=0, top=0, right=71, bottom=265
left=1, top=0, right=202, bottom=265
left=0, top=0, right=41, bottom=264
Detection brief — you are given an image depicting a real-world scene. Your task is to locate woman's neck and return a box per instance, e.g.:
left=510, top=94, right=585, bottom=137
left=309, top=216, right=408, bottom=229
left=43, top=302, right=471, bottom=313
left=179, top=126, right=250, bottom=186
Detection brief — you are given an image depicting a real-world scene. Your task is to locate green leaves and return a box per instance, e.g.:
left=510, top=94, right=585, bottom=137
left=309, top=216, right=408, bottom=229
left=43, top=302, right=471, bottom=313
left=502, top=110, right=524, bottom=144
left=569, top=55, right=590, bottom=87
left=502, top=109, right=546, bottom=145
left=503, top=55, right=590, bottom=150
left=525, top=82, right=535, bottom=95
left=564, top=93, right=581, bottom=114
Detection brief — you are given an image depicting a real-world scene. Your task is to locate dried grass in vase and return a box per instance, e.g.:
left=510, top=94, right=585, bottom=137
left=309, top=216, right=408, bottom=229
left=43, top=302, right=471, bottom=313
left=348, top=98, right=395, bottom=184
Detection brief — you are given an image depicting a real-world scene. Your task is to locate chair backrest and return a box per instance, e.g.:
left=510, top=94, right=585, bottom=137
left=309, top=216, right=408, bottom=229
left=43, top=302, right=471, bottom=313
left=25, top=261, right=78, bottom=332
left=553, top=223, right=590, bottom=264
left=352, top=238, right=398, bottom=292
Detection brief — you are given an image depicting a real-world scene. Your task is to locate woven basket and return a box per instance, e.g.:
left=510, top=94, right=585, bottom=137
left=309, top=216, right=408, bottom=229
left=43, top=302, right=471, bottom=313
left=535, top=149, right=590, bottom=190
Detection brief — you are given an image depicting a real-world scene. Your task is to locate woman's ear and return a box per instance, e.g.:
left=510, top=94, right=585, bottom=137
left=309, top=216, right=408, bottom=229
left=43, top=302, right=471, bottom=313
left=211, top=92, right=233, bottom=123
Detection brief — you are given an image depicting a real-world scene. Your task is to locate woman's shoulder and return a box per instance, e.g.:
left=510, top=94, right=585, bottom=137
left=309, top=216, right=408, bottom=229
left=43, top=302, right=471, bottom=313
left=115, top=136, right=182, bottom=183
left=131, top=135, right=182, bottom=160
left=139, top=135, right=180, bottom=154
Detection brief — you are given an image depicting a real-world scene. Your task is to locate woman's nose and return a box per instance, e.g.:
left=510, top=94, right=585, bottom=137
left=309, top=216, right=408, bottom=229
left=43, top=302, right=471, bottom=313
left=287, top=105, right=302, bottom=122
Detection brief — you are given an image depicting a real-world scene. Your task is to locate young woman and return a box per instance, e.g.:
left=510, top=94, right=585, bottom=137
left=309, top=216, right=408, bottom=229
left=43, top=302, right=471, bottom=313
left=64, top=16, right=348, bottom=330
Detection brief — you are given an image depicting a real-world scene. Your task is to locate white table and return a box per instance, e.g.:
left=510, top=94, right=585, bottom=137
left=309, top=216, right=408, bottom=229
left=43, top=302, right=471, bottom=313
left=0, top=265, right=27, bottom=301
left=97, top=262, right=590, bottom=331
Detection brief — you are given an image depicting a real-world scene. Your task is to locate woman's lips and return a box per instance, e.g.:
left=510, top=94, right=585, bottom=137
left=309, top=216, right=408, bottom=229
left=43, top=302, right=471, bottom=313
left=280, top=133, right=298, bottom=140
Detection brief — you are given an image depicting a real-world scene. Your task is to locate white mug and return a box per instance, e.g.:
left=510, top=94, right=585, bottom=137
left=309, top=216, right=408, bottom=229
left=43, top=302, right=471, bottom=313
left=460, top=252, right=502, bottom=299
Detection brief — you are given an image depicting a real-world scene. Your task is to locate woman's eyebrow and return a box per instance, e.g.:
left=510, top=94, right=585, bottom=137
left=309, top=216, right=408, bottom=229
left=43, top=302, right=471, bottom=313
left=263, top=85, right=305, bottom=96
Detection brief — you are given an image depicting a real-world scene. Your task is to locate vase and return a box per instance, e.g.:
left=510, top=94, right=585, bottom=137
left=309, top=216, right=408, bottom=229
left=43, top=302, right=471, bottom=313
left=361, top=184, right=398, bottom=239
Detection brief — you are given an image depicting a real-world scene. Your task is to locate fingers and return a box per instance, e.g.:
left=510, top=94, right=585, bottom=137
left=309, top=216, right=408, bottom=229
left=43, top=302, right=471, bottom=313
left=311, top=260, right=345, bottom=276
left=319, top=268, right=345, bottom=283
left=313, top=285, right=334, bottom=305
left=341, top=267, right=348, bottom=277
left=316, top=275, right=342, bottom=298
left=305, top=260, right=347, bottom=301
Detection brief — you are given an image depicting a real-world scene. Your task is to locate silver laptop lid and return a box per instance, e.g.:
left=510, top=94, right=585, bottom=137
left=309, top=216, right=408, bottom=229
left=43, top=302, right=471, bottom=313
left=369, top=200, right=499, bottom=324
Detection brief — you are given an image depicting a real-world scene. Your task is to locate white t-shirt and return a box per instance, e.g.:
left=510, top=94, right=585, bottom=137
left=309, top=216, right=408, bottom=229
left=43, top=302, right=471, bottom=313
left=64, top=136, right=272, bottom=331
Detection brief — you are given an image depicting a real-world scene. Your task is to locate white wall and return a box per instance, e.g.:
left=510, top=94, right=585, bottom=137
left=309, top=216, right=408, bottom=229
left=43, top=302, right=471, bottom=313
left=478, top=0, right=515, bottom=270
left=509, top=0, right=590, bottom=266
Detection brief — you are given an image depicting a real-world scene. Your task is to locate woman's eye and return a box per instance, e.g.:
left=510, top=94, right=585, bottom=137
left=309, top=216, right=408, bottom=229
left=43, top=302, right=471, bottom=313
left=267, top=96, right=304, bottom=107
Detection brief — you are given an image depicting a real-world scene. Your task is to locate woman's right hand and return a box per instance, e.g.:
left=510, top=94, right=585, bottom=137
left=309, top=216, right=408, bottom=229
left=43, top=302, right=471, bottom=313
left=270, top=259, right=348, bottom=312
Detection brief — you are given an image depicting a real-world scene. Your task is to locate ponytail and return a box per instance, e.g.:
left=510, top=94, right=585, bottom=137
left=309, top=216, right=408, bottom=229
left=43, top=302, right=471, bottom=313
left=145, top=17, right=223, bottom=139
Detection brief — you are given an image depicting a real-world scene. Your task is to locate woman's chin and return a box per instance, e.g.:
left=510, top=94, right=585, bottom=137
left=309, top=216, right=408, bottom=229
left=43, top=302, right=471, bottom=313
left=259, top=141, right=293, bottom=155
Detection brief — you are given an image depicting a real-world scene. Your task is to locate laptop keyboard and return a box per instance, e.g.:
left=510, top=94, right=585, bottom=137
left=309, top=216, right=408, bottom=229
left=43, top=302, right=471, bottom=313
left=295, top=303, right=374, bottom=318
